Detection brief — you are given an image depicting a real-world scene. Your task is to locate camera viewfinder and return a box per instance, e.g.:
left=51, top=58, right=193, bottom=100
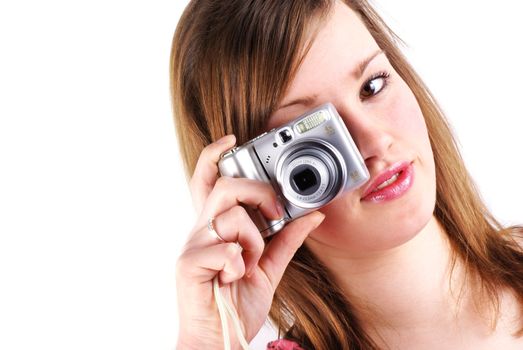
left=279, top=129, right=293, bottom=143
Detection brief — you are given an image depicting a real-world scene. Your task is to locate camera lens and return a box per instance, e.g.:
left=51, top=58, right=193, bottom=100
left=293, top=168, right=317, bottom=192
left=290, top=164, right=321, bottom=196
left=279, top=142, right=343, bottom=209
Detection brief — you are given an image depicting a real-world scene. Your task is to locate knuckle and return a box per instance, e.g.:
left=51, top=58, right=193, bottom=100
left=253, top=181, right=276, bottom=201
left=230, top=206, right=264, bottom=248
left=242, top=212, right=261, bottom=235
left=264, top=185, right=278, bottom=201
left=231, top=206, right=259, bottom=233
left=201, top=142, right=219, bottom=160
left=201, top=142, right=214, bottom=156
left=214, top=175, right=233, bottom=189
left=235, top=259, right=246, bottom=276
left=231, top=205, right=249, bottom=219
left=224, top=254, right=246, bottom=280
left=224, top=243, right=241, bottom=259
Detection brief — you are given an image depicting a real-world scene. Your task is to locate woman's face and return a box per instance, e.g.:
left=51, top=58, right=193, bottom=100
left=267, top=2, right=436, bottom=256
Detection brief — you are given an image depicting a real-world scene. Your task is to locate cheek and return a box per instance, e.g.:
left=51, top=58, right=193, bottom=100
left=385, top=79, right=435, bottom=167
left=386, top=81, right=428, bottom=139
left=305, top=81, right=437, bottom=253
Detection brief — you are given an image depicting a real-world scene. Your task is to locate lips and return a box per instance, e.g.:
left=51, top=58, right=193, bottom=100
left=361, top=161, right=412, bottom=200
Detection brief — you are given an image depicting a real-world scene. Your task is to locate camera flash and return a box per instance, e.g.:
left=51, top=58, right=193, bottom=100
left=296, top=110, right=327, bottom=134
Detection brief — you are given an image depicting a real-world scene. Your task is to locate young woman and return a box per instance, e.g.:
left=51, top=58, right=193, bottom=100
left=171, top=0, right=523, bottom=349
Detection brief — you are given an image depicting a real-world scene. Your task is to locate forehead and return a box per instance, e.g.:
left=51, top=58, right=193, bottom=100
left=281, top=2, right=380, bottom=102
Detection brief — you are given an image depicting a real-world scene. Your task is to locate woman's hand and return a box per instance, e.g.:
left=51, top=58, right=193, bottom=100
left=176, top=135, right=325, bottom=349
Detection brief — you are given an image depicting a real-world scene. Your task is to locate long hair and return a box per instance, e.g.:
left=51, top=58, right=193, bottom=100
left=170, top=1, right=523, bottom=348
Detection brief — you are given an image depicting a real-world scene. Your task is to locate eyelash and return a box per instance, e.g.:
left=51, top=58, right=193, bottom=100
left=360, top=71, right=391, bottom=99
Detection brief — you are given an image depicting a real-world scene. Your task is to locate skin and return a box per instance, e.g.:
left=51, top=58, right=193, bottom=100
left=269, top=2, right=522, bottom=348
left=176, top=1, right=522, bottom=349
left=176, top=133, right=325, bottom=349
left=268, top=2, right=436, bottom=257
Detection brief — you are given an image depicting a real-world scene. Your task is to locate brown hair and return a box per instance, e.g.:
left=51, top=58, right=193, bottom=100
left=170, top=0, right=523, bottom=348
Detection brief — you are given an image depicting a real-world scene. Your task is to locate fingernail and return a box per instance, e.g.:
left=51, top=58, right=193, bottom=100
left=275, top=200, right=285, bottom=218
left=313, top=212, right=325, bottom=228
left=216, top=134, right=235, bottom=144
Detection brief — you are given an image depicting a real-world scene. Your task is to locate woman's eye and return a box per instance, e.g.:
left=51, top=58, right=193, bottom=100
left=360, top=72, right=389, bottom=98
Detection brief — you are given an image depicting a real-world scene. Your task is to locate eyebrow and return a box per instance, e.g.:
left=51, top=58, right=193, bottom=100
left=278, top=49, right=385, bottom=110
left=353, top=49, right=384, bottom=79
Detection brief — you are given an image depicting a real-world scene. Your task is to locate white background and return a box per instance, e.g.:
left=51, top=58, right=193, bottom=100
left=0, top=1, right=521, bottom=349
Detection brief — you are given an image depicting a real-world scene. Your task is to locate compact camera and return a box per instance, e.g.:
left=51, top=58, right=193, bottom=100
left=218, top=103, right=369, bottom=238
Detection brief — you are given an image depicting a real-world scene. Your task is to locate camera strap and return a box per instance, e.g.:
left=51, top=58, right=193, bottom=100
left=213, top=275, right=252, bottom=350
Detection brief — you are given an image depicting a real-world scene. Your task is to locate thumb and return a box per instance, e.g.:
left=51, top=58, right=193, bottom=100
left=258, top=211, right=325, bottom=289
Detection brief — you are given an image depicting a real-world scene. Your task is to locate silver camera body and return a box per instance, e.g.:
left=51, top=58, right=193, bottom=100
left=218, top=103, right=369, bottom=238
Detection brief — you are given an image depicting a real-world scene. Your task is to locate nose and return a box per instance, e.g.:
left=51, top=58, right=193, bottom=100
left=338, top=107, right=394, bottom=167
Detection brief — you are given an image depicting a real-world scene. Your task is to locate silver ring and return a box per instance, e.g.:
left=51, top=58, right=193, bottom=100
left=207, top=217, right=226, bottom=243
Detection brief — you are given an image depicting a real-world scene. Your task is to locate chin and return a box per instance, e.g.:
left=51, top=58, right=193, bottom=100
left=375, top=199, right=436, bottom=251
left=311, top=169, right=437, bottom=255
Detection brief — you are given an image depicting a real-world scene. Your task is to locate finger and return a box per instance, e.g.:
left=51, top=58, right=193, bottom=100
left=189, top=134, right=236, bottom=214
left=189, top=206, right=265, bottom=276
left=198, top=176, right=284, bottom=228
left=177, top=242, right=246, bottom=285
left=258, top=211, right=325, bottom=289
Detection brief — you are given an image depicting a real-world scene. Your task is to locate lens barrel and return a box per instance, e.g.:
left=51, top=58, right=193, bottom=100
left=279, top=142, right=343, bottom=209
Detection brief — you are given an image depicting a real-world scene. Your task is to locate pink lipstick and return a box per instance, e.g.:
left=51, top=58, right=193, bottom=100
left=361, top=161, right=415, bottom=203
